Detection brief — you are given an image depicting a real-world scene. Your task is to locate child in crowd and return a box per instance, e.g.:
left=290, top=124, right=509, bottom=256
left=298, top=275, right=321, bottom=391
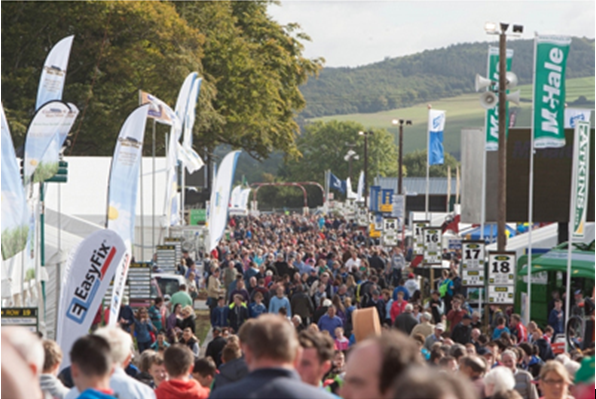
left=192, top=357, right=217, bottom=392
left=334, top=327, right=350, bottom=351
left=249, top=292, right=267, bottom=318
left=492, top=316, right=510, bottom=340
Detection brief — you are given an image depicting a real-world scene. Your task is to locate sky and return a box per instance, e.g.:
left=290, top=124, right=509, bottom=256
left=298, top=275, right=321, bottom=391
left=268, top=1, right=595, bottom=68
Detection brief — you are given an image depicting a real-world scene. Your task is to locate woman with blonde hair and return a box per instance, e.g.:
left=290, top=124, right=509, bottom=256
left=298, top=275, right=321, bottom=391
left=345, top=275, right=357, bottom=300
left=538, top=361, right=573, bottom=399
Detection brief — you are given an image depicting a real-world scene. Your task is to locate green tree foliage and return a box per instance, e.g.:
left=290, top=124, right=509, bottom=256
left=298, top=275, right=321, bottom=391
left=280, top=120, right=400, bottom=186
left=403, top=149, right=459, bottom=177
left=1, top=1, right=322, bottom=159
left=301, top=38, right=595, bottom=118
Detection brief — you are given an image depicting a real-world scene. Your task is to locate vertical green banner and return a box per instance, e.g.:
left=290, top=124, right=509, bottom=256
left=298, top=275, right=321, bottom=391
left=485, top=47, right=514, bottom=151
left=532, top=35, right=571, bottom=148
left=570, top=120, right=591, bottom=239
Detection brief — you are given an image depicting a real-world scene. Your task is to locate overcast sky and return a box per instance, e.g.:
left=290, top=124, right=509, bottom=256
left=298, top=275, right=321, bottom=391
left=268, top=1, right=595, bottom=67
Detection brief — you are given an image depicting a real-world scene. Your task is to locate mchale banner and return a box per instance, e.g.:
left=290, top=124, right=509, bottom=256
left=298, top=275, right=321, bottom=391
left=485, top=46, right=514, bottom=151
left=56, top=229, right=128, bottom=369
left=208, top=150, right=240, bottom=251
left=36, top=35, right=74, bottom=110
left=23, top=100, right=71, bottom=184
left=1, top=104, right=29, bottom=260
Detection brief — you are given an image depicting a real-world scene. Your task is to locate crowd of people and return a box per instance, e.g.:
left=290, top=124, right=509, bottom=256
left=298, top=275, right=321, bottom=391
left=2, top=213, right=594, bottom=399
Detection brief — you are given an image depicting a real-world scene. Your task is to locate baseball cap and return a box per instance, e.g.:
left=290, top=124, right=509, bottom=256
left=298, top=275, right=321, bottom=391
left=408, top=273, right=415, bottom=279
left=463, top=314, right=472, bottom=320
left=435, top=323, right=445, bottom=331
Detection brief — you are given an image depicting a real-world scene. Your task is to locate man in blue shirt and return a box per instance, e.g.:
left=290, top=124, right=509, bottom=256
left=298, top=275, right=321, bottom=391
left=548, top=298, right=564, bottom=335
left=269, top=286, right=292, bottom=317
left=317, top=306, right=343, bottom=336
left=392, top=280, right=410, bottom=301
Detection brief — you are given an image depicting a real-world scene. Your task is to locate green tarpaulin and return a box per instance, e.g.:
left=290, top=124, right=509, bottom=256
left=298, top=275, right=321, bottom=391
left=518, top=242, right=595, bottom=280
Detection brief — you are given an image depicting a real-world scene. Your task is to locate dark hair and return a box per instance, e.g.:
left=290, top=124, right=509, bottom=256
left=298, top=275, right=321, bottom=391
left=496, top=316, right=505, bottom=325
left=298, top=330, right=335, bottom=364
left=193, top=357, right=216, bottom=377
left=221, top=344, right=242, bottom=363
left=163, top=344, right=194, bottom=377
left=373, top=331, right=423, bottom=395
left=449, top=344, right=466, bottom=360
left=179, top=284, right=187, bottom=291
left=430, top=348, right=444, bottom=363
left=70, top=335, right=112, bottom=378
left=392, top=366, right=477, bottom=399
left=439, top=355, right=456, bottom=367
left=245, top=314, right=298, bottom=363
left=154, top=297, right=163, bottom=305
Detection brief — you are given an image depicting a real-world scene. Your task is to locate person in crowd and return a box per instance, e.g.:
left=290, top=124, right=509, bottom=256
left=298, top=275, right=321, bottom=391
left=510, top=314, right=528, bottom=344
left=439, top=355, right=459, bottom=372
left=296, top=330, right=336, bottom=390
left=493, top=316, right=511, bottom=340
left=65, top=326, right=156, bottom=399
left=317, top=305, right=343, bottom=336
left=410, top=312, right=434, bottom=338
left=446, top=295, right=468, bottom=333
left=228, top=294, right=250, bottom=333
left=484, top=366, right=516, bottom=398
left=334, top=326, right=350, bottom=351
left=40, top=339, right=70, bottom=399
left=187, top=271, right=199, bottom=301
left=424, top=323, right=445, bottom=351
left=438, top=270, right=455, bottom=314
left=500, top=349, right=538, bottom=399
left=208, top=268, right=226, bottom=312
left=459, top=355, right=487, bottom=398
left=205, top=327, right=227, bottom=368
left=180, top=327, right=201, bottom=358
left=548, top=298, right=565, bottom=336
left=155, top=344, right=210, bottom=399
left=69, top=335, right=115, bottom=399
left=148, top=353, right=167, bottom=388
left=212, top=342, right=248, bottom=391
left=148, top=297, right=166, bottom=332
left=538, top=361, right=574, bottom=399
left=249, top=291, right=267, bottom=318
left=192, top=357, right=216, bottom=392
left=211, top=296, right=230, bottom=328
left=391, top=366, right=477, bottom=399
left=451, top=313, right=473, bottom=345
left=269, top=286, right=292, bottom=316
left=150, top=330, right=170, bottom=354
left=404, top=273, right=420, bottom=298
left=229, top=277, right=251, bottom=304
left=135, top=350, right=158, bottom=388
left=171, top=284, right=193, bottom=310
left=131, top=307, right=157, bottom=353
left=209, top=314, right=333, bottom=399
left=390, top=290, right=408, bottom=323
left=291, top=284, right=315, bottom=326
left=118, top=296, right=135, bottom=333
left=341, top=331, right=422, bottom=399
left=393, top=303, right=419, bottom=335
left=531, top=328, right=555, bottom=361
left=178, top=305, right=197, bottom=334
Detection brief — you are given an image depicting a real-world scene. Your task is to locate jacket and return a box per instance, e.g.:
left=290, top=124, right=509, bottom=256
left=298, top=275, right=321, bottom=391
left=205, top=336, right=227, bottom=368
left=291, top=292, right=315, bottom=319
left=209, top=367, right=335, bottom=399
left=228, top=303, right=249, bottom=332
left=393, top=312, right=418, bottom=335
left=212, top=357, right=249, bottom=391
left=451, top=322, right=472, bottom=345
left=64, top=368, right=156, bottom=399
left=208, top=275, right=224, bottom=299
left=155, top=378, right=209, bottom=399
left=40, top=373, right=70, bottom=399
left=211, top=306, right=229, bottom=328
left=76, top=389, right=116, bottom=399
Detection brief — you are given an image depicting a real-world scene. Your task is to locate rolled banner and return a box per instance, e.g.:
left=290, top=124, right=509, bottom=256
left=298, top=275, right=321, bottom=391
left=356, top=170, right=364, bottom=203
left=23, top=100, right=71, bottom=184
left=37, top=103, right=79, bottom=182
left=36, top=35, right=74, bottom=110
left=56, top=229, right=128, bottom=370
left=1, top=105, right=30, bottom=260
left=174, top=72, right=198, bottom=141
left=183, top=77, right=202, bottom=149
left=208, top=150, right=241, bottom=251
left=229, top=185, right=242, bottom=209
left=105, top=105, right=149, bottom=325
left=177, top=142, right=204, bottom=174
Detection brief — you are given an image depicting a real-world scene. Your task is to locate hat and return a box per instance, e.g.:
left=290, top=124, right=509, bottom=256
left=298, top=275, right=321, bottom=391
left=574, top=289, right=583, bottom=296
left=408, top=273, right=415, bottom=279
left=463, top=314, right=473, bottom=320
left=164, top=295, right=171, bottom=302
left=435, top=323, right=445, bottom=331
left=476, top=347, right=490, bottom=356
left=322, top=299, right=333, bottom=307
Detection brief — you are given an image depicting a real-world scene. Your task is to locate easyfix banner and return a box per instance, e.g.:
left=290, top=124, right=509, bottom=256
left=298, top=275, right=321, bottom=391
left=57, top=229, right=128, bottom=369
left=36, top=35, right=74, bottom=109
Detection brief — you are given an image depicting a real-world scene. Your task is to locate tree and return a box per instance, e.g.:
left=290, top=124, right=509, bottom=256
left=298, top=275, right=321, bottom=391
left=402, top=149, right=459, bottom=177
left=279, top=120, right=401, bottom=188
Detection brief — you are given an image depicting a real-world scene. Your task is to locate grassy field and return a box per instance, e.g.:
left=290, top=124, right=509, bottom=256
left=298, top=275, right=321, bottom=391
left=310, top=77, right=595, bottom=157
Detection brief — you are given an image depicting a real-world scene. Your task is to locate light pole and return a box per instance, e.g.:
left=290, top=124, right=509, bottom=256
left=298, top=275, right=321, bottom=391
left=358, top=130, right=372, bottom=209
left=483, top=22, right=523, bottom=251
left=391, top=119, right=412, bottom=195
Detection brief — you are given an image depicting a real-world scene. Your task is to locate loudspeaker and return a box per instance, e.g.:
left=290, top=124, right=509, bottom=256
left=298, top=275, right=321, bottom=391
left=505, top=71, right=518, bottom=89
left=479, top=91, right=498, bottom=109
left=475, top=74, right=493, bottom=92
left=506, top=90, right=521, bottom=105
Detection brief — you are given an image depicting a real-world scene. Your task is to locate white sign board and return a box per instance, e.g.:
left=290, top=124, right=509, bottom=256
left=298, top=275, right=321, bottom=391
left=391, top=194, right=405, bottom=219
left=356, top=207, right=368, bottom=226
left=383, top=218, right=398, bottom=246
left=461, top=241, right=486, bottom=288
left=413, top=220, right=429, bottom=255
left=487, top=251, right=516, bottom=305
left=423, top=227, right=442, bottom=265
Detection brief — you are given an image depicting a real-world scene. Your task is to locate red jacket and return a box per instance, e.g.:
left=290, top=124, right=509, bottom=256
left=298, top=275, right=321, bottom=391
left=390, top=300, right=407, bottom=322
left=155, top=379, right=209, bottom=399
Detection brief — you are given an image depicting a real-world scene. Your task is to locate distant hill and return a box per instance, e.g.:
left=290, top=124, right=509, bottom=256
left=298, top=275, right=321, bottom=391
left=300, top=37, right=595, bottom=118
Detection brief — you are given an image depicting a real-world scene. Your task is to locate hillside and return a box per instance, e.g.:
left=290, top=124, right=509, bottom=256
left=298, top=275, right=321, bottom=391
left=300, top=37, right=595, bottom=119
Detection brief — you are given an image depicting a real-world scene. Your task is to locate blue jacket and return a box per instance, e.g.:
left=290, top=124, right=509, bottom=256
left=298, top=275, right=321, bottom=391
left=548, top=308, right=564, bottom=335
left=250, top=302, right=267, bottom=318
left=269, top=296, right=292, bottom=317
left=77, top=389, right=117, bottom=399
left=209, top=367, right=335, bottom=399
left=211, top=306, right=229, bottom=327
left=392, top=286, right=410, bottom=301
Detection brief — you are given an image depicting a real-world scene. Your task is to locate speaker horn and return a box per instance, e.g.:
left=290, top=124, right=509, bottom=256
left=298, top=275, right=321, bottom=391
left=506, top=90, right=521, bottom=105
left=479, top=91, right=498, bottom=109
left=475, top=74, right=494, bottom=92
left=505, top=71, right=518, bottom=89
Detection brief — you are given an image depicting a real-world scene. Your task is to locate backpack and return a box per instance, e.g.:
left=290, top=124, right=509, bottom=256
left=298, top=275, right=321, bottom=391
left=439, top=279, right=451, bottom=298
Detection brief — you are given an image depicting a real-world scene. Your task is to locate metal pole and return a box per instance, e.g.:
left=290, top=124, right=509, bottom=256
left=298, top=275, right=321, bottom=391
left=364, top=133, right=369, bottom=209
left=480, top=46, right=490, bottom=242
left=425, top=107, right=431, bottom=221
left=152, top=120, right=156, bottom=253
left=140, top=154, right=145, bottom=261
left=398, top=123, right=403, bottom=195
left=497, top=31, right=507, bottom=251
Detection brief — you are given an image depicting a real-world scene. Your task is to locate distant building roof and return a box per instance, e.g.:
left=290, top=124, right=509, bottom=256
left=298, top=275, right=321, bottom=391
left=375, top=177, right=457, bottom=195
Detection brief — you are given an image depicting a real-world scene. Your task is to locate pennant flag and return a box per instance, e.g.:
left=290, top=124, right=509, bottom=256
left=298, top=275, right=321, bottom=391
left=56, top=229, right=128, bottom=369
left=346, top=177, right=357, bottom=200
left=239, top=188, right=251, bottom=211
left=23, top=100, right=71, bottom=184
left=139, top=90, right=179, bottom=128
left=208, top=151, right=241, bottom=251
left=183, top=77, right=202, bottom=149
left=564, top=108, right=592, bottom=129
left=38, top=103, right=79, bottom=182
left=532, top=35, right=571, bottom=149
left=485, top=47, right=514, bottom=151
left=356, top=171, right=364, bottom=203
left=569, top=120, right=591, bottom=239
left=229, top=185, right=243, bottom=209
left=105, top=105, right=149, bottom=326
left=428, top=109, right=446, bottom=165
left=36, top=35, right=74, bottom=110
left=329, top=172, right=346, bottom=194
left=177, top=142, right=204, bottom=174
left=1, top=105, right=29, bottom=260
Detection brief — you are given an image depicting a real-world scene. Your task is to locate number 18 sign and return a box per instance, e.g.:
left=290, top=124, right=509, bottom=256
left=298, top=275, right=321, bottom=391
left=487, top=251, right=516, bottom=305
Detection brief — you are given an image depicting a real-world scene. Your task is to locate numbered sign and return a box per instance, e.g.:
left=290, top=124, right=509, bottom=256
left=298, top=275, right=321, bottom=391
left=423, top=227, right=442, bottom=265
left=488, top=252, right=515, bottom=285
left=1, top=308, right=38, bottom=332
left=461, top=241, right=485, bottom=287
left=374, top=214, right=384, bottom=232
left=357, top=207, right=368, bottom=227
left=487, top=285, right=515, bottom=304
left=487, top=251, right=516, bottom=305
left=128, top=262, right=152, bottom=300
left=156, top=244, right=177, bottom=273
left=413, top=220, right=429, bottom=255
left=383, top=218, right=398, bottom=246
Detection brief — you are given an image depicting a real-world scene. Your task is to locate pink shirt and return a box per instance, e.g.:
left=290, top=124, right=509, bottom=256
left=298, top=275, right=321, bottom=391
left=335, top=337, right=349, bottom=351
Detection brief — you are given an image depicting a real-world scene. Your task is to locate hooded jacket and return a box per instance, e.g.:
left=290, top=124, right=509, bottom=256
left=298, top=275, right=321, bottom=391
left=212, top=357, right=249, bottom=392
left=40, top=373, right=70, bottom=399
left=155, top=379, right=209, bottom=399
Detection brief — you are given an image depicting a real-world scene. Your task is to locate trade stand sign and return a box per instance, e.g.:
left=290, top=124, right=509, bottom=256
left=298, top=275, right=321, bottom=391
left=412, top=220, right=429, bottom=255
left=382, top=218, right=398, bottom=247
left=487, top=251, right=516, bottom=305
left=423, top=227, right=442, bottom=266
left=1, top=307, right=38, bottom=332
left=461, top=241, right=486, bottom=287
left=380, top=189, right=394, bottom=213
